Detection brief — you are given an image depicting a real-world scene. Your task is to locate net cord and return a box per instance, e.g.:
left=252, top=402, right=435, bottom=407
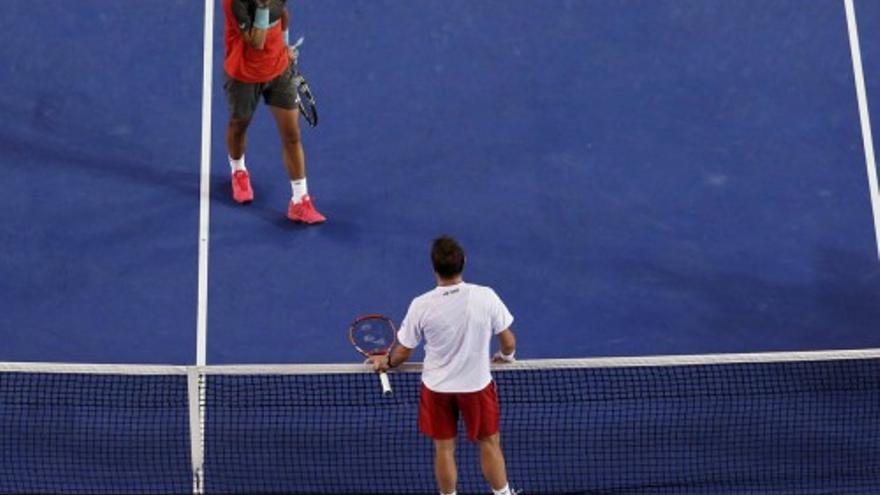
left=2, top=348, right=879, bottom=376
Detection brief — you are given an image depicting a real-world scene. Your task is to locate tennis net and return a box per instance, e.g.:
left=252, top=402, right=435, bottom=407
left=1, top=350, right=879, bottom=494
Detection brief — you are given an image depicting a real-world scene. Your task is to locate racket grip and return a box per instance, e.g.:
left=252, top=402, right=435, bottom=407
left=379, top=371, right=392, bottom=396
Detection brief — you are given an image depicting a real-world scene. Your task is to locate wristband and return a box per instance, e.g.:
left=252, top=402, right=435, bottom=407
left=495, top=349, right=516, bottom=362
left=254, top=8, right=270, bottom=30
left=283, top=29, right=290, bottom=46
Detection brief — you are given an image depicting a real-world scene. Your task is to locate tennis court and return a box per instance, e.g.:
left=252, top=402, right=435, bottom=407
left=1, top=1, right=879, bottom=493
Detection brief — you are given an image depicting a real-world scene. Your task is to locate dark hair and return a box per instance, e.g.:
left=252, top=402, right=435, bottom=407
left=431, top=236, right=465, bottom=279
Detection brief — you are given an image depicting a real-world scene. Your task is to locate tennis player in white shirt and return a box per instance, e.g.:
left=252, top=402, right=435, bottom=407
left=372, top=236, right=518, bottom=495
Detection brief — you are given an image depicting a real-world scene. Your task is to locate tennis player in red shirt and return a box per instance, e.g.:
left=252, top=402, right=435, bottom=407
left=373, top=237, right=518, bottom=495
left=223, top=0, right=325, bottom=224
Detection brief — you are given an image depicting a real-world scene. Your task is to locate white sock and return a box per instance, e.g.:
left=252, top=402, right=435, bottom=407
left=229, top=155, right=246, bottom=173
left=492, top=485, right=511, bottom=495
left=291, top=178, right=308, bottom=203
left=441, top=492, right=456, bottom=495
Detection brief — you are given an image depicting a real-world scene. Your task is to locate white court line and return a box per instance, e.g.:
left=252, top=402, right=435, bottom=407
left=193, top=0, right=213, bottom=492
left=197, top=0, right=214, bottom=368
left=844, top=0, right=880, bottom=259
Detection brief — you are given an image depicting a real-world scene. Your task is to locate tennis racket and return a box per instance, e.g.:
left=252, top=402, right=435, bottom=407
left=290, top=37, right=318, bottom=127
left=348, top=314, right=397, bottom=396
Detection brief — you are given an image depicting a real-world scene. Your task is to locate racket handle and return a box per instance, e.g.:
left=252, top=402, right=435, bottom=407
left=379, top=371, right=392, bottom=396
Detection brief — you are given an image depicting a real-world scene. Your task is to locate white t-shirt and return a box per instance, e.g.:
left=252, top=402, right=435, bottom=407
left=397, top=282, right=514, bottom=393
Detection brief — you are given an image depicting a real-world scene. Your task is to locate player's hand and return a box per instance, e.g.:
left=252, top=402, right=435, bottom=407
left=492, top=350, right=516, bottom=364
left=370, top=355, right=390, bottom=372
left=255, top=0, right=271, bottom=7
left=287, top=46, right=299, bottom=63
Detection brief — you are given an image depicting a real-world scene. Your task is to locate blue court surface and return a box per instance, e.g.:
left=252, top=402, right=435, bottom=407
left=2, top=3, right=880, bottom=495
left=1, top=0, right=879, bottom=366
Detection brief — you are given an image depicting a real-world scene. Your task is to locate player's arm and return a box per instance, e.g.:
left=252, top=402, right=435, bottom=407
left=371, top=344, right=413, bottom=372
left=233, top=0, right=270, bottom=50
left=488, top=289, right=516, bottom=363
left=493, top=329, right=517, bottom=363
left=371, top=303, right=419, bottom=372
left=280, top=6, right=297, bottom=61
left=281, top=8, right=289, bottom=34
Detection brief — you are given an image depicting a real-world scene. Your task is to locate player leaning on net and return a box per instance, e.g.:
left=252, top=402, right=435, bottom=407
left=222, top=0, right=325, bottom=224
left=372, top=237, right=518, bottom=495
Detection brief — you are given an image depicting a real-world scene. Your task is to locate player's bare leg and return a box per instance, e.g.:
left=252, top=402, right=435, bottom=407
left=270, top=105, right=325, bottom=223
left=478, top=433, right=510, bottom=493
left=269, top=106, right=305, bottom=180
left=433, top=438, right=457, bottom=495
left=227, top=117, right=251, bottom=161
left=227, top=117, right=254, bottom=203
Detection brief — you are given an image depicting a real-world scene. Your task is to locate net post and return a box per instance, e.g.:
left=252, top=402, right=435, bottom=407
left=187, top=369, right=206, bottom=495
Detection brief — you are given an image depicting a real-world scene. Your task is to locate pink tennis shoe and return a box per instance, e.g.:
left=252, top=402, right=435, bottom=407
left=287, top=195, right=326, bottom=224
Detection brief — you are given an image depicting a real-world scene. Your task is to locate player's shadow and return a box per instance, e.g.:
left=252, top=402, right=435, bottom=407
left=0, top=119, right=200, bottom=199
left=614, top=246, right=880, bottom=349
left=0, top=95, right=361, bottom=243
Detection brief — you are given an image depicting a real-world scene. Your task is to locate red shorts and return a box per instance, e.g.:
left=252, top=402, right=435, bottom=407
left=419, top=381, right=500, bottom=442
